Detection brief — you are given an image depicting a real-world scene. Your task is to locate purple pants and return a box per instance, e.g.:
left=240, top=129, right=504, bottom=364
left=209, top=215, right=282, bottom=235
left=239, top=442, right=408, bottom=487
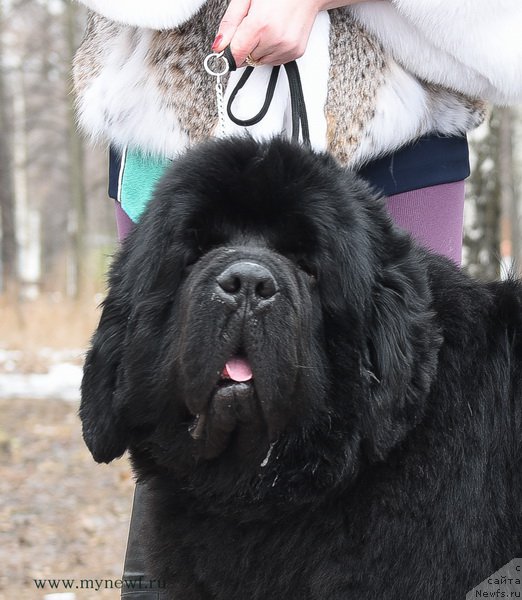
left=115, top=180, right=465, bottom=264
left=385, top=181, right=465, bottom=265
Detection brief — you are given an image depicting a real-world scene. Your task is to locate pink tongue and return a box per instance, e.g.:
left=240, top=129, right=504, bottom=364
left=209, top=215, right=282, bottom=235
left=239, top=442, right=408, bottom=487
left=223, top=357, right=253, bottom=382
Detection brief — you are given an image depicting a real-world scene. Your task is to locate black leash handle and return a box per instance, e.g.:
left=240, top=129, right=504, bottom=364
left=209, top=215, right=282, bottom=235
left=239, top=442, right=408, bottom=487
left=284, top=60, right=310, bottom=147
left=224, top=48, right=311, bottom=148
left=226, top=66, right=281, bottom=127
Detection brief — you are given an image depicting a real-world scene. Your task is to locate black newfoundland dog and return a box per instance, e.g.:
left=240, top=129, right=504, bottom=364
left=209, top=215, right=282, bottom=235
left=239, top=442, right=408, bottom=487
left=81, top=137, right=522, bottom=599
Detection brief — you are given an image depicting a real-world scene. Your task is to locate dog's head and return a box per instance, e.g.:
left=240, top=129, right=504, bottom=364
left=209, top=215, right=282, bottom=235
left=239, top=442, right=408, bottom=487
left=80, top=138, right=441, bottom=503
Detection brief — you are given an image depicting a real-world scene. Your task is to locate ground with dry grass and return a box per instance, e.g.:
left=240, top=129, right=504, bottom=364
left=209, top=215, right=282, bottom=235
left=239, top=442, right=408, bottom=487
left=0, top=396, right=135, bottom=600
left=0, top=297, right=136, bottom=600
left=0, top=295, right=103, bottom=354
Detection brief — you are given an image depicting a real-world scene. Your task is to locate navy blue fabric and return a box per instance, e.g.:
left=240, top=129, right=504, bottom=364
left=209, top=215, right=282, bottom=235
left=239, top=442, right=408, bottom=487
left=108, top=146, right=122, bottom=201
left=357, top=134, right=469, bottom=197
left=108, top=134, right=470, bottom=202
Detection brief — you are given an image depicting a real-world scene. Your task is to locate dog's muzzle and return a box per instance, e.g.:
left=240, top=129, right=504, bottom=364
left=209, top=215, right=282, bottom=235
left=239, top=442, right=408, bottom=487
left=181, top=252, right=304, bottom=460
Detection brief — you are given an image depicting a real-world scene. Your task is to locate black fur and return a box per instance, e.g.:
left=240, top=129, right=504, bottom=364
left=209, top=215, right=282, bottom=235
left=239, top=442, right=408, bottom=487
left=80, top=138, right=522, bottom=599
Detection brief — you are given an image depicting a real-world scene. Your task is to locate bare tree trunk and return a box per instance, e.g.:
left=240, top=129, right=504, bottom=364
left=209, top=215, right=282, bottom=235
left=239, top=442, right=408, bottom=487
left=64, top=0, right=87, bottom=298
left=498, top=107, right=519, bottom=276
left=0, top=0, right=19, bottom=295
left=464, top=111, right=502, bottom=281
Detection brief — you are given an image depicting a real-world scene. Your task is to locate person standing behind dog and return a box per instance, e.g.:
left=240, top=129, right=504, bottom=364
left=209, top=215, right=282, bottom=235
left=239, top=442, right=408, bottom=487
left=72, top=0, right=522, bottom=597
left=74, top=0, right=522, bottom=265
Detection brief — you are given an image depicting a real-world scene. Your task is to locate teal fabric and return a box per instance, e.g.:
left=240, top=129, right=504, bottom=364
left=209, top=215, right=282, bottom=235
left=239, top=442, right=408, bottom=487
left=120, top=148, right=171, bottom=223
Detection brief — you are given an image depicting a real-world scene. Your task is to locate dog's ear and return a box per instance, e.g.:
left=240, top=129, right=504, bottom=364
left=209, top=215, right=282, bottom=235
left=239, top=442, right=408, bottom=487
left=80, top=263, right=132, bottom=463
left=80, top=195, right=187, bottom=463
left=359, top=239, right=442, bottom=460
left=320, top=186, right=442, bottom=463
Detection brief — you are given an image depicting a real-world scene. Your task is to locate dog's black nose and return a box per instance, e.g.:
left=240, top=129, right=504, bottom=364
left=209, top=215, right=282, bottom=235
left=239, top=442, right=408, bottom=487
left=217, top=262, right=277, bottom=306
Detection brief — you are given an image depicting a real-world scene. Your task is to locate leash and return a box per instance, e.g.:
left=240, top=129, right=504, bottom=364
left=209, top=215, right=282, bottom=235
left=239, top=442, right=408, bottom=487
left=204, top=48, right=311, bottom=148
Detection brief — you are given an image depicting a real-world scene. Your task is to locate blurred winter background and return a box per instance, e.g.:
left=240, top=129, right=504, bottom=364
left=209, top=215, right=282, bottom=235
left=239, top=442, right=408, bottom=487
left=1, top=2, right=131, bottom=599
left=0, top=1, right=521, bottom=599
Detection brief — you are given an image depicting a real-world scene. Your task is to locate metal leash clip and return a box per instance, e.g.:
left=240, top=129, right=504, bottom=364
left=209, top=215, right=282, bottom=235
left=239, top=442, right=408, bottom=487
left=204, top=51, right=230, bottom=136
left=205, top=48, right=310, bottom=147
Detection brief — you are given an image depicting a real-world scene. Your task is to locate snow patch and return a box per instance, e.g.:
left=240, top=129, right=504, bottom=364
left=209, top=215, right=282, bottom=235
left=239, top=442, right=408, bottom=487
left=0, top=362, right=83, bottom=402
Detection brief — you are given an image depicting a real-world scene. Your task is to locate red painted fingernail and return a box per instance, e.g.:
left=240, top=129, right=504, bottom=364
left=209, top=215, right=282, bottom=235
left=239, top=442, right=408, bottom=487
left=212, top=34, right=223, bottom=51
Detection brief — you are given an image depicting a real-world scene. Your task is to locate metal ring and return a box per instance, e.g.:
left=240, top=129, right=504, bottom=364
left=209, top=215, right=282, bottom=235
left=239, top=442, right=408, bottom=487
left=204, top=51, right=229, bottom=77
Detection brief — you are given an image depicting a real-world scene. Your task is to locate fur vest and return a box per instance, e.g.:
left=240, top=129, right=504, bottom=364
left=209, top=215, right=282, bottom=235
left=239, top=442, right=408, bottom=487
left=73, top=0, right=522, bottom=167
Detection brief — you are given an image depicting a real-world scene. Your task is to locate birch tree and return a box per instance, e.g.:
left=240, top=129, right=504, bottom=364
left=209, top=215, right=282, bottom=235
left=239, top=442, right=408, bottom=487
left=0, top=0, right=18, bottom=295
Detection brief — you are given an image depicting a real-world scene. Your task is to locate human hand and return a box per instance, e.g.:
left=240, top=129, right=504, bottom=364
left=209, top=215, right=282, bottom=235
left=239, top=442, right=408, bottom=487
left=212, top=0, right=368, bottom=67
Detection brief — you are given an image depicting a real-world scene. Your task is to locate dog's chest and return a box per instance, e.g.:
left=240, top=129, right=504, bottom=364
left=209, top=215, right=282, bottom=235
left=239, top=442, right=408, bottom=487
left=144, top=466, right=511, bottom=600
left=148, top=504, right=349, bottom=599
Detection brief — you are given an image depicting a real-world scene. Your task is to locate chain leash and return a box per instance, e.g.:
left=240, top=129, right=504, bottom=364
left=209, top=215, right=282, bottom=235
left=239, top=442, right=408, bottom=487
left=204, top=51, right=230, bottom=136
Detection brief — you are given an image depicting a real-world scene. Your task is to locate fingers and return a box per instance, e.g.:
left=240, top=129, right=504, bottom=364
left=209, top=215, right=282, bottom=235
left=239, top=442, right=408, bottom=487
left=230, top=14, right=308, bottom=66
left=228, top=17, right=265, bottom=67
left=213, top=0, right=318, bottom=67
left=212, top=0, right=251, bottom=52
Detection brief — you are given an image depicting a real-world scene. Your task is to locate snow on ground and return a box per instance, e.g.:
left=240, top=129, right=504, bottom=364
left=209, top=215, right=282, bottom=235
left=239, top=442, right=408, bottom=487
left=0, top=348, right=84, bottom=402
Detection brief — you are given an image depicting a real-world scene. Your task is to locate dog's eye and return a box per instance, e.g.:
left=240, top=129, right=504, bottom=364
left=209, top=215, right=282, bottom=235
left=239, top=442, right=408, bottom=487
left=183, top=253, right=200, bottom=273
left=297, top=260, right=318, bottom=280
left=284, top=250, right=317, bottom=280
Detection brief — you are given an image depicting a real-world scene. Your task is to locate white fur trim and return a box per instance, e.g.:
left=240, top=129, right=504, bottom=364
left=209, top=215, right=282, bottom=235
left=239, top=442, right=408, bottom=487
left=75, top=28, right=190, bottom=157
left=76, top=0, right=207, bottom=29
left=351, top=1, right=522, bottom=104
left=220, top=11, right=330, bottom=152
left=75, top=7, right=485, bottom=164
left=351, top=60, right=481, bottom=167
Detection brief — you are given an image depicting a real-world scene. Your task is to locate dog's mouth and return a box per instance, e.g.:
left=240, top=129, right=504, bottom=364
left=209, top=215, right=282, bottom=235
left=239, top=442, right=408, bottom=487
left=188, top=353, right=261, bottom=459
left=221, top=356, right=253, bottom=383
